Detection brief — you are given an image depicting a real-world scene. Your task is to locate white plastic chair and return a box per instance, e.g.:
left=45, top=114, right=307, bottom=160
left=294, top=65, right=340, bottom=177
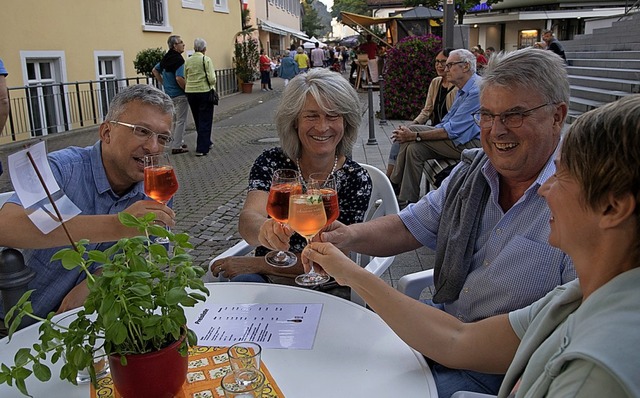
left=451, top=392, right=497, bottom=398
left=397, top=269, right=435, bottom=300
left=206, top=164, right=400, bottom=307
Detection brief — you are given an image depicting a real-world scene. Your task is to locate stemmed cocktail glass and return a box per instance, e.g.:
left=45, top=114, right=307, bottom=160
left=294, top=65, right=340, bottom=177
left=309, top=172, right=339, bottom=227
left=143, top=153, right=179, bottom=243
left=264, top=169, right=302, bottom=267
left=290, top=180, right=330, bottom=286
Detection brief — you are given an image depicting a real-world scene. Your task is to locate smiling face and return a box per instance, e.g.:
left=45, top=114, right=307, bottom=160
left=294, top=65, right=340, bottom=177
left=479, top=85, right=564, bottom=186
left=538, top=154, right=599, bottom=254
left=100, top=100, right=173, bottom=195
left=296, top=94, right=344, bottom=158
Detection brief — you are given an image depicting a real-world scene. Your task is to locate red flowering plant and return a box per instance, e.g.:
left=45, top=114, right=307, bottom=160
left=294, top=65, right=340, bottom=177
left=383, top=35, right=443, bottom=120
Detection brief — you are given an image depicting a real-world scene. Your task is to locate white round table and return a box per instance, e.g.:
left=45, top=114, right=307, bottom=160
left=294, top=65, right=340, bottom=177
left=0, top=282, right=437, bottom=397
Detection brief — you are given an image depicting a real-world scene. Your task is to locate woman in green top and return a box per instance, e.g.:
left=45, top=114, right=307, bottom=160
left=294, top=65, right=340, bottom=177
left=184, top=37, right=216, bottom=157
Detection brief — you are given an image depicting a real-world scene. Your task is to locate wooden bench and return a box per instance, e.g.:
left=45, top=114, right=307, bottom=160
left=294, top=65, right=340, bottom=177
left=423, top=158, right=459, bottom=191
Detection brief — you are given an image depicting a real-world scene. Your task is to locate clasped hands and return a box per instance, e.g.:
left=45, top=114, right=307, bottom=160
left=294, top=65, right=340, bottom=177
left=391, top=125, right=417, bottom=144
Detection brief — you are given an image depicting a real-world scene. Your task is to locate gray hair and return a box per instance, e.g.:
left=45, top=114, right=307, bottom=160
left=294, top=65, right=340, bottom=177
left=450, top=49, right=476, bottom=73
left=167, top=35, right=182, bottom=49
left=480, top=48, right=570, bottom=107
left=105, top=84, right=174, bottom=122
left=275, top=68, right=361, bottom=159
left=194, top=38, right=207, bottom=52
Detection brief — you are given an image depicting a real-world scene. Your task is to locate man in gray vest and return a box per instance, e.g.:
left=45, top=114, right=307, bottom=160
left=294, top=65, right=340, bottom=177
left=317, top=48, right=577, bottom=397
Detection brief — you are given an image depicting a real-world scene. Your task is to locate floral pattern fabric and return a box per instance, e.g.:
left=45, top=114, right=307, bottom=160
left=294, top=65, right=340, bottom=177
left=248, top=147, right=372, bottom=256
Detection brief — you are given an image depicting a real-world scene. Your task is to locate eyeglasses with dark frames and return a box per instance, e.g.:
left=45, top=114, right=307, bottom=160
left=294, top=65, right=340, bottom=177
left=110, top=121, right=173, bottom=146
left=472, top=103, right=555, bottom=129
left=434, top=60, right=447, bottom=66
left=444, top=61, right=467, bottom=69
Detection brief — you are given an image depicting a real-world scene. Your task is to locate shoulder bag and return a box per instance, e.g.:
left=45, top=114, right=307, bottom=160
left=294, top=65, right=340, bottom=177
left=202, top=57, right=219, bottom=105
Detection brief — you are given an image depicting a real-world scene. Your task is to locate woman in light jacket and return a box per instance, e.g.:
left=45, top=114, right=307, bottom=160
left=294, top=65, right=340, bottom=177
left=185, top=38, right=216, bottom=157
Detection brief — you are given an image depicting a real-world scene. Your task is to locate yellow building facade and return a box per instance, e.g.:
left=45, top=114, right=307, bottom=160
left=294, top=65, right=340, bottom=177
left=0, top=0, right=242, bottom=144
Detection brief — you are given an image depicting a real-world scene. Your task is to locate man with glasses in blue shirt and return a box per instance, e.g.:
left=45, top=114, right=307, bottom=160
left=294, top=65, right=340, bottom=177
left=391, top=49, right=481, bottom=205
left=0, top=84, right=176, bottom=325
left=320, top=48, right=576, bottom=397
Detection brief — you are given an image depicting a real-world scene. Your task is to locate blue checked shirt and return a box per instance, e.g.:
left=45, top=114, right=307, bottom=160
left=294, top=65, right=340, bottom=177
left=436, top=73, right=481, bottom=147
left=1, top=142, right=148, bottom=319
left=399, top=150, right=576, bottom=322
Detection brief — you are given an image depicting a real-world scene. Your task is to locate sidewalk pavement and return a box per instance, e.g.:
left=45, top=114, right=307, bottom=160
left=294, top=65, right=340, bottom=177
left=0, top=74, right=434, bottom=289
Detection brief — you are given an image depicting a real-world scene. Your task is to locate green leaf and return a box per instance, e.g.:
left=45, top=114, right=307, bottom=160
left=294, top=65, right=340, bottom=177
left=148, top=243, right=168, bottom=258
left=127, top=271, right=151, bottom=279
left=128, top=284, right=152, bottom=296
left=14, top=348, right=32, bottom=367
left=15, top=377, right=30, bottom=397
left=165, top=287, right=187, bottom=305
left=118, top=212, right=142, bottom=227
left=187, top=328, right=198, bottom=346
left=148, top=224, right=169, bottom=239
left=32, top=363, right=52, bottom=382
left=87, top=250, right=109, bottom=264
left=59, top=250, right=84, bottom=270
left=188, top=293, right=207, bottom=302
left=112, top=323, right=129, bottom=345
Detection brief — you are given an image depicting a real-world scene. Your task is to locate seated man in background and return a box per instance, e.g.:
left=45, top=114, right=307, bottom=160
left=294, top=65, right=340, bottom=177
left=387, top=48, right=458, bottom=179
left=390, top=49, right=481, bottom=205
left=0, top=84, right=176, bottom=326
left=314, top=48, right=577, bottom=397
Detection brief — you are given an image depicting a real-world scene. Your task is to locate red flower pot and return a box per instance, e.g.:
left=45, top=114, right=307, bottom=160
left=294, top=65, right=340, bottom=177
left=241, top=82, right=254, bottom=93
left=108, top=335, right=187, bottom=398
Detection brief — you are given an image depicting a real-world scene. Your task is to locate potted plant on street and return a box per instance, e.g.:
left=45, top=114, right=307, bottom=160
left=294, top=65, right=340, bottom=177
left=0, top=212, right=210, bottom=397
left=233, top=14, right=259, bottom=94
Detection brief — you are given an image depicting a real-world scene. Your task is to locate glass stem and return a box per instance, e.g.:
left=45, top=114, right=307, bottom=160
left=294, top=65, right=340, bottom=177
left=306, top=237, right=317, bottom=275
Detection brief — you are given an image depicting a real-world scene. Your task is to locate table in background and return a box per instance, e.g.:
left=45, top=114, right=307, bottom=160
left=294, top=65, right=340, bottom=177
left=0, top=283, right=437, bottom=397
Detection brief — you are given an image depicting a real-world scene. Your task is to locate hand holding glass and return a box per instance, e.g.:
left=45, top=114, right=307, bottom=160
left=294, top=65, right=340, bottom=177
left=290, top=181, right=330, bottom=286
left=264, top=169, right=301, bottom=267
left=143, top=153, right=179, bottom=243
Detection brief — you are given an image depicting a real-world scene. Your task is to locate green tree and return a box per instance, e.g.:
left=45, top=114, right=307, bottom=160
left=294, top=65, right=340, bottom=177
left=302, top=0, right=324, bottom=38
left=133, top=47, right=164, bottom=77
left=331, top=0, right=370, bottom=20
left=403, top=0, right=503, bottom=24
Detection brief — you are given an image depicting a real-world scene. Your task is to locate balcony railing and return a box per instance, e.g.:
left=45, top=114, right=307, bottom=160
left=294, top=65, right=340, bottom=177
left=1, top=68, right=238, bottom=144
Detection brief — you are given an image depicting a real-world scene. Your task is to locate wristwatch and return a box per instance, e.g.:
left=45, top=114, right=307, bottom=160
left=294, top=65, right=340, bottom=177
left=415, top=133, right=422, bottom=142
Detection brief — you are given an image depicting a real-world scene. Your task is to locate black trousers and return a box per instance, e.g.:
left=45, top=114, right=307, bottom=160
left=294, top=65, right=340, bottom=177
left=186, top=91, right=214, bottom=154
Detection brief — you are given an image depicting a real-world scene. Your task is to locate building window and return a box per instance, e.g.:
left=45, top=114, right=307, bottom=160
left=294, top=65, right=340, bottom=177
left=95, top=52, right=125, bottom=119
left=144, top=0, right=164, bottom=25
left=142, top=0, right=172, bottom=32
left=518, top=29, right=539, bottom=49
left=19, top=51, right=68, bottom=137
left=182, top=0, right=204, bottom=10
left=214, top=0, right=229, bottom=13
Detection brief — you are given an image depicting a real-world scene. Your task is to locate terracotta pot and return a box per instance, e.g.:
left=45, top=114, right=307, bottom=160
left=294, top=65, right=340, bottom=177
left=241, top=82, right=254, bottom=94
left=108, top=335, right=187, bottom=398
